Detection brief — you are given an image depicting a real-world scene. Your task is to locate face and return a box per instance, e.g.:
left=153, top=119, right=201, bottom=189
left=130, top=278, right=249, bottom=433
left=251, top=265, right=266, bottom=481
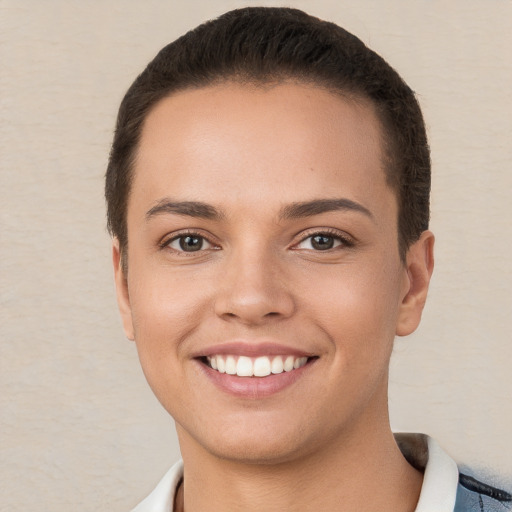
left=114, top=82, right=433, bottom=464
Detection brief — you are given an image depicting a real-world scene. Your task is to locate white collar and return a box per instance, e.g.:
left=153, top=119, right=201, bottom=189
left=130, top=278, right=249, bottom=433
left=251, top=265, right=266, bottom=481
left=395, top=433, right=459, bottom=511
left=132, top=434, right=459, bottom=512
left=131, top=459, right=183, bottom=512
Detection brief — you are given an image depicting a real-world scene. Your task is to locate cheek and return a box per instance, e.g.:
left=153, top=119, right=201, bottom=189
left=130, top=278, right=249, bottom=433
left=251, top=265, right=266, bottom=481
left=308, top=262, right=404, bottom=352
left=126, top=265, right=210, bottom=370
left=129, top=253, right=211, bottom=323
left=128, top=280, right=200, bottom=415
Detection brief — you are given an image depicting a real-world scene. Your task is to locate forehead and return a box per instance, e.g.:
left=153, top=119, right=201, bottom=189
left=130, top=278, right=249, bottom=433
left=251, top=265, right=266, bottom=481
left=131, top=82, right=394, bottom=219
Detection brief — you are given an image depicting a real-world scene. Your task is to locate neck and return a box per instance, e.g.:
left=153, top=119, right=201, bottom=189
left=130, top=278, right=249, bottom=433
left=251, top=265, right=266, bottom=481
left=175, top=410, right=422, bottom=512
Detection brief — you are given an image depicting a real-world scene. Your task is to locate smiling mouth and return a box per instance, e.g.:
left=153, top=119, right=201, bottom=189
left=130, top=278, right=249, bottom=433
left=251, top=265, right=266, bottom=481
left=202, top=354, right=314, bottom=377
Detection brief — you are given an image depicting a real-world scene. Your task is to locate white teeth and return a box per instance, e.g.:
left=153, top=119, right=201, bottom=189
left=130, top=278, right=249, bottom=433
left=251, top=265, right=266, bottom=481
left=271, top=356, right=284, bottom=374
left=205, top=354, right=310, bottom=377
left=217, top=356, right=226, bottom=373
left=294, top=357, right=308, bottom=369
left=236, top=356, right=253, bottom=377
left=253, top=356, right=271, bottom=377
left=284, top=355, right=295, bottom=372
left=225, top=355, right=237, bottom=375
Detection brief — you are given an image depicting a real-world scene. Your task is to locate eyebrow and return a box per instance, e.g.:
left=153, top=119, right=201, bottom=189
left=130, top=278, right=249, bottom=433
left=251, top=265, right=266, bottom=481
left=145, top=197, right=373, bottom=222
left=146, top=199, right=224, bottom=220
left=279, top=198, right=373, bottom=220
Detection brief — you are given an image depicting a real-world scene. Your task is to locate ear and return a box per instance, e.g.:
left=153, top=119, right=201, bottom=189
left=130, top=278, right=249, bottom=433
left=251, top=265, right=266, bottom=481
left=112, top=238, right=135, bottom=341
left=396, top=230, right=435, bottom=337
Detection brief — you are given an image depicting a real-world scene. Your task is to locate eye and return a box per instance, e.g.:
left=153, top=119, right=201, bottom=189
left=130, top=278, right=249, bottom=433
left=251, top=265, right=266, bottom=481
left=166, top=234, right=215, bottom=253
left=295, top=231, right=353, bottom=251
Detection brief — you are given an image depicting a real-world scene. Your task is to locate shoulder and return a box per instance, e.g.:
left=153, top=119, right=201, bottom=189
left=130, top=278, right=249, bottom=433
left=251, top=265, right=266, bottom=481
left=454, top=472, right=512, bottom=512
left=394, top=433, right=511, bottom=512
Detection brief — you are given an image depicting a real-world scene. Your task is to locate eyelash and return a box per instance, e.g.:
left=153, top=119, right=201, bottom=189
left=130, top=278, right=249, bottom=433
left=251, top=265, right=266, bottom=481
left=160, top=228, right=355, bottom=255
left=159, top=230, right=219, bottom=256
left=293, top=228, right=355, bottom=251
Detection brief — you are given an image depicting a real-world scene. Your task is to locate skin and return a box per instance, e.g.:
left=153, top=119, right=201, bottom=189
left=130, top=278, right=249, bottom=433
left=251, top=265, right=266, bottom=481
left=113, top=82, right=434, bottom=511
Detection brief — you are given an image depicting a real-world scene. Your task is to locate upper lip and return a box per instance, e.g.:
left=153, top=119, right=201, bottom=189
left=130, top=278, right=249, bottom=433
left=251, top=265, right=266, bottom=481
left=192, top=341, right=315, bottom=359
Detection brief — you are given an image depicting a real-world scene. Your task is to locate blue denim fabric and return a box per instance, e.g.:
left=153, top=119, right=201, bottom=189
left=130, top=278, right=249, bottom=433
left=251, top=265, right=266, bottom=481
left=454, top=474, right=512, bottom=511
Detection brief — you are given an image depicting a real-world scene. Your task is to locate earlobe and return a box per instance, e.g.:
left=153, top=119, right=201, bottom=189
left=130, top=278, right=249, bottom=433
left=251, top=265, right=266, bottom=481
left=395, top=230, right=435, bottom=337
left=112, top=239, right=135, bottom=341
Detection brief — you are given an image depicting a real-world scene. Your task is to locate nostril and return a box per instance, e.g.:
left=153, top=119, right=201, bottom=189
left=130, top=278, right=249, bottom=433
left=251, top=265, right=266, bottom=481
left=215, top=289, right=295, bottom=325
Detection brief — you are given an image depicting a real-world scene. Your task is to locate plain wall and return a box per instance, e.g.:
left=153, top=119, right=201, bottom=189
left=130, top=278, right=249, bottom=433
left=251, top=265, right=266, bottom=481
left=1, top=1, right=511, bottom=510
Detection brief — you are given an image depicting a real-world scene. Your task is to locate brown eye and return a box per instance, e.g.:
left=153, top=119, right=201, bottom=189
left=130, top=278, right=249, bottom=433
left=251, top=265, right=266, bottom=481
left=311, top=235, right=335, bottom=250
left=168, top=234, right=213, bottom=252
left=179, top=235, right=203, bottom=251
left=295, top=231, right=352, bottom=251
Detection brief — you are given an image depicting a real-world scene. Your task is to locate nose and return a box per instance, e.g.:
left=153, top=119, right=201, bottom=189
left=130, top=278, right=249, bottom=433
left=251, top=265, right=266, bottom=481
left=214, top=246, right=295, bottom=326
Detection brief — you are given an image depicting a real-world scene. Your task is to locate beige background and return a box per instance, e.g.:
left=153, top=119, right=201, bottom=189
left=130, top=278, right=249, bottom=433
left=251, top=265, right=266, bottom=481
left=1, top=0, right=511, bottom=510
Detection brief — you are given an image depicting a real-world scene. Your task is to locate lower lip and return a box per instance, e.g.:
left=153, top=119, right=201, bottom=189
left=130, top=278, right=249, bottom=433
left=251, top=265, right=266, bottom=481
left=197, top=359, right=315, bottom=399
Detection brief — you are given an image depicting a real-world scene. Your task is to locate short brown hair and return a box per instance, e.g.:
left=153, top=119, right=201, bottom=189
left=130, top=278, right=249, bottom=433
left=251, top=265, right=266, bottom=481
left=106, top=7, right=430, bottom=261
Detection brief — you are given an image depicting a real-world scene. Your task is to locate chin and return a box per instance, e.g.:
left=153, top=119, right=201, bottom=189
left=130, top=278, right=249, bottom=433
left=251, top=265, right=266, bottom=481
left=176, top=411, right=333, bottom=467
left=206, top=436, right=311, bottom=466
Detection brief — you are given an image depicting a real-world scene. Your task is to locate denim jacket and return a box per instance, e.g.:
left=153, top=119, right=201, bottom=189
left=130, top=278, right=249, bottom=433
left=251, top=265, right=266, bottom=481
left=454, top=472, right=511, bottom=511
